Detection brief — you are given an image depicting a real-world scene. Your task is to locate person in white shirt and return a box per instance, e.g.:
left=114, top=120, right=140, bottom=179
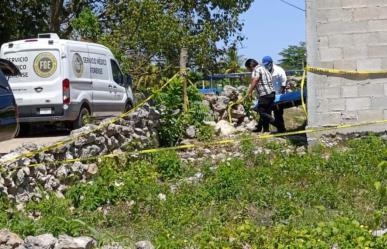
left=262, top=56, right=287, bottom=132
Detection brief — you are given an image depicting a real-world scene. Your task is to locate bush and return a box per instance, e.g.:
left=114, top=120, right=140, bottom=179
left=154, top=77, right=212, bottom=146
left=153, top=151, right=182, bottom=180
left=197, top=125, right=215, bottom=142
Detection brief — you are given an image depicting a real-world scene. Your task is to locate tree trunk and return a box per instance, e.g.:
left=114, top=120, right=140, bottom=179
left=50, top=0, right=64, bottom=33
left=179, top=47, right=189, bottom=112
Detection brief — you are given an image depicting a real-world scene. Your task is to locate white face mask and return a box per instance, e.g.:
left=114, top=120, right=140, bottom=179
left=265, top=63, right=273, bottom=72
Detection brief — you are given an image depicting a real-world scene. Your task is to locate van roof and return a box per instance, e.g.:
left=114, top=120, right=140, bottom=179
left=1, top=34, right=113, bottom=56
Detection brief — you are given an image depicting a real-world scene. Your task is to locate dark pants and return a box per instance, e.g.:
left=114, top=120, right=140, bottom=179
left=273, top=107, right=286, bottom=132
left=255, top=92, right=278, bottom=132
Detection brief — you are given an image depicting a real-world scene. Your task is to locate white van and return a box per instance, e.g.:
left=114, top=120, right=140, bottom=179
left=0, top=33, right=134, bottom=131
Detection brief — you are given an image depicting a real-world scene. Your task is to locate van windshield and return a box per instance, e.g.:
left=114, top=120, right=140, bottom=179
left=3, top=50, right=60, bottom=83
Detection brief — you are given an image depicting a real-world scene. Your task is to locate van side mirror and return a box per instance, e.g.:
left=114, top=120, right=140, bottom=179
left=125, top=74, right=132, bottom=87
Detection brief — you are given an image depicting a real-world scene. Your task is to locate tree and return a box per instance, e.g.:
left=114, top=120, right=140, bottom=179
left=222, top=46, right=245, bottom=74
left=99, top=0, right=253, bottom=84
left=0, top=0, right=99, bottom=45
left=278, top=42, right=306, bottom=70
left=0, top=0, right=50, bottom=45
left=0, top=0, right=253, bottom=89
left=70, top=7, right=101, bottom=41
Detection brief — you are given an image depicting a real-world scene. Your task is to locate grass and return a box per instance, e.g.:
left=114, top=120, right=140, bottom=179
left=0, top=135, right=386, bottom=248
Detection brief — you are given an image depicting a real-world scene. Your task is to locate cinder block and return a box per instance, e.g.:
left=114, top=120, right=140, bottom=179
left=358, top=83, right=385, bottom=97
left=342, top=0, right=387, bottom=8
left=333, top=60, right=357, bottom=70
left=318, top=36, right=329, bottom=47
left=357, top=58, right=382, bottom=70
left=316, top=98, right=346, bottom=112
left=318, top=21, right=368, bottom=35
left=385, top=84, right=387, bottom=96
left=318, top=62, right=335, bottom=68
left=378, top=7, right=387, bottom=18
left=319, top=47, right=343, bottom=61
left=317, top=0, right=342, bottom=9
left=342, top=86, right=358, bottom=97
left=342, top=0, right=368, bottom=8
left=368, top=20, right=387, bottom=32
left=317, top=112, right=343, bottom=126
left=322, top=87, right=342, bottom=98
left=325, top=76, right=343, bottom=87
left=341, top=78, right=364, bottom=86
left=343, top=46, right=368, bottom=60
left=318, top=8, right=353, bottom=23
left=329, top=34, right=353, bottom=47
left=384, top=109, right=387, bottom=119
left=358, top=110, right=384, bottom=121
left=381, top=59, right=387, bottom=69
left=329, top=99, right=346, bottom=111
left=377, top=31, right=387, bottom=43
left=353, top=32, right=379, bottom=46
left=353, top=7, right=381, bottom=21
left=368, top=45, right=387, bottom=58
left=371, top=96, right=387, bottom=109
left=341, top=111, right=359, bottom=122
left=346, top=98, right=371, bottom=111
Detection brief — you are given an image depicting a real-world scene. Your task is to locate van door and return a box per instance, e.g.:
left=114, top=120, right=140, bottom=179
left=3, top=49, right=62, bottom=117
left=87, top=46, right=114, bottom=116
left=109, top=59, right=127, bottom=113
left=67, top=44, right=92, bottom=115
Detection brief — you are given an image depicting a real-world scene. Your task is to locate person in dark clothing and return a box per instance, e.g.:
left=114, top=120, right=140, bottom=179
left=245, top=59, right=279, bottom=133
left=262, top=56, right=287, bottom=132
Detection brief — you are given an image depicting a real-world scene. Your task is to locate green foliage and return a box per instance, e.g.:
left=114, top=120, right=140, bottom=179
left=153, top=151, right=182, bottom=180
left=207, top=160, right=249, bottom=201
left=279, top=41, right=306, bottom=71
left=154, top=78, right=211, bottom=146
left=99, top=0, right=254, bottom=82
left=0, top=0, right=99, bottom=45
left=0, top=136, right=386, bottom=247
left=197, top=125, right=215, bottom=142
left=70, top=7, right=100, bottom=41
left=374, top=161, right=387, bottom=208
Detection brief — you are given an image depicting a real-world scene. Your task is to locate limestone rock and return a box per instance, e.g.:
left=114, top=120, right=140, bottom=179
left=135, top=241, right=154, bottom=249
left=185, top=126, right=196, bottom=139
left=0, top=229, right=24, bottom=249
left=54, top=235, right=95, bottom=249
left=215, top=120, right=236, bottom=136
left=246, top=120, right=258, bottom=131
left=24, top=234, right=57, bottom=249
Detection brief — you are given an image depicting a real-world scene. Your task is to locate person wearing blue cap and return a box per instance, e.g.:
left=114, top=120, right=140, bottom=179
left=262, top=56, right=287, bottom=132
left=245, top=58, right=280, bottom=133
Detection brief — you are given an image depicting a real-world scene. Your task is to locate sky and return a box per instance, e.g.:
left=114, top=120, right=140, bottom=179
left=239, top=0, right=306, bottom=63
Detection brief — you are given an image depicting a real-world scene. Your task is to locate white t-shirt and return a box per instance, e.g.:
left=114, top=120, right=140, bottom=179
left=271, top=64, right=287, bottom=94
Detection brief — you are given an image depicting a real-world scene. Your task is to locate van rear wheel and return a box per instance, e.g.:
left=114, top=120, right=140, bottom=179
left=124, top=102, right=133, bottom=113
left=15, top=123, right=30, bottom=137
left=73, top=107, right=90, bottom=130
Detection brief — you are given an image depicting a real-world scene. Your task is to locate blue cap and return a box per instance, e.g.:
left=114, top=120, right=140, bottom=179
left=262, top=56, right=273, bottom=66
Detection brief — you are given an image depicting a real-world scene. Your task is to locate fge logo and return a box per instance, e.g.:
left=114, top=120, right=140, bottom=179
left=33, top=52, right=57, bottom=78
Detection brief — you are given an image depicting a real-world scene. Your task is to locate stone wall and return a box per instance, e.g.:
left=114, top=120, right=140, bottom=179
left=306, top=0, right=387, bottom=136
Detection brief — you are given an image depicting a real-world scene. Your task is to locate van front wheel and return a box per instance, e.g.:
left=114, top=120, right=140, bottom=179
left=73, top=107, right=90, bottom=130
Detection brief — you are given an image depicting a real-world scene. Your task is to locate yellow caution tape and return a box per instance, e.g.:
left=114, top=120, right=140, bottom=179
left=227, top=97, right=246, bottom=123
left=3, top=66, right=387, bottom=167
left=20, top=118, right=387, bottom=169
left=306, top=66, right=387, bottom=75
left=300, top=70, right=307, bottom=117
left=300, top=65, right=387, bottom=117
left=0, top=73, right=180, bottom=166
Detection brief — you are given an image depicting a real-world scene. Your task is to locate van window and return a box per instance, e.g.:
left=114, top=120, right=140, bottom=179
left=111, top=60, right=123, bottom=85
